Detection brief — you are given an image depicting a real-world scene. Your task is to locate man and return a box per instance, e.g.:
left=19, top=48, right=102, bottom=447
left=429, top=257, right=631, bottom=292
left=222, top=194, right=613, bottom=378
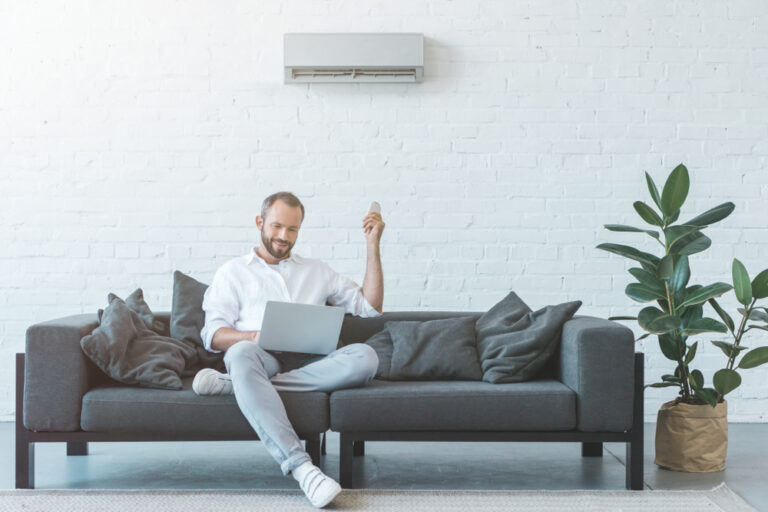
left=193, top=191, right=384, bottom=508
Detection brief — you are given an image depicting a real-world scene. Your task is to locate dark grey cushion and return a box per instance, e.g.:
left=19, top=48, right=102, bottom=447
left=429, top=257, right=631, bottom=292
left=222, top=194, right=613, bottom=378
left=386, top=317, right=482, bottom=381
left=476, top=292, right=582, bottom=383
left=330, top=379, right=576, bottom=431
left=364, top=329, right=393, bottom=380
left=170, top=270, right=225, bottom=371
left=122, top=288, right=169, bottom=336
left=81, top=296, right=197, bottom=390
left=340, top=311, right=482, bottom=347
left=81, top=376, right=329, bottom=434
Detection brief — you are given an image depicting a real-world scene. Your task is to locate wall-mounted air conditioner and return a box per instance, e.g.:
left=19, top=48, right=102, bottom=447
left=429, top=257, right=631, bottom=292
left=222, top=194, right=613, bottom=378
left=284, top=33, right=424, bottom=84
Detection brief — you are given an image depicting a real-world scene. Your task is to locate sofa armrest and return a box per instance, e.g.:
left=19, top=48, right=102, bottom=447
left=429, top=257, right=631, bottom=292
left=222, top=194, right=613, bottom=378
left=24, top=313, right=100, bottom=431
left=556, top=316, right=635, bottom=432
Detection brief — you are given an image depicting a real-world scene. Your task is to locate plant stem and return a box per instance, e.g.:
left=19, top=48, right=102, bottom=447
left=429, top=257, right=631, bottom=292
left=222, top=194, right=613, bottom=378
left=664, top=281, right=690, bottom=399
left=727, top=297, right=757, bottom=370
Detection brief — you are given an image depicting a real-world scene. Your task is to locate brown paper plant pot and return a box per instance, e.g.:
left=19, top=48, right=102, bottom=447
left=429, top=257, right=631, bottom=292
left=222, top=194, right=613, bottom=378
left=654, top=399, right=728, bottom=472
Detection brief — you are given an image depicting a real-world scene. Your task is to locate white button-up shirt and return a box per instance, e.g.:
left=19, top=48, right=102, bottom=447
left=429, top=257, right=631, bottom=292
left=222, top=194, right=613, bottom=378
left=200, top=247, right=381, bottom=353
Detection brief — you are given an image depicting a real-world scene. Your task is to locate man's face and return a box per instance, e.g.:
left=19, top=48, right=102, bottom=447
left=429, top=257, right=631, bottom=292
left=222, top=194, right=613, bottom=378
left=256, top=200, right=303, bottom=260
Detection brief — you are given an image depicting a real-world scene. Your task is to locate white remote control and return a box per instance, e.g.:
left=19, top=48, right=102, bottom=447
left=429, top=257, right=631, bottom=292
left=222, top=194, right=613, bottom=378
left=368, top=201, right=381, bottom=214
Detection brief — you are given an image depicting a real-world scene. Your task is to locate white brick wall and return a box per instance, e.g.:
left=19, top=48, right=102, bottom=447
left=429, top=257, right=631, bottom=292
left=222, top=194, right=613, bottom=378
left=1, top=1, right=767, bottom=422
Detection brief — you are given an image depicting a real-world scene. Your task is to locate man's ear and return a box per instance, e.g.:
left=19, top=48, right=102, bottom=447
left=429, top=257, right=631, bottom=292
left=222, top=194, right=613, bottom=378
left=255, top=215, right=263, bottom=230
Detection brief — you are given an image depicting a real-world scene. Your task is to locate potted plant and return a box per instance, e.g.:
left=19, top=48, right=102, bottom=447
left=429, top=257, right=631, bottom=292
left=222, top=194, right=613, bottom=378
left=597, top=163, right=768, bottom=472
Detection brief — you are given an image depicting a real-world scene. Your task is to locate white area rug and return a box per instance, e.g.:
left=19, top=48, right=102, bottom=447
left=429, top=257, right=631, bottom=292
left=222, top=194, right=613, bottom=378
left=0, top=484, right=755, bottom=511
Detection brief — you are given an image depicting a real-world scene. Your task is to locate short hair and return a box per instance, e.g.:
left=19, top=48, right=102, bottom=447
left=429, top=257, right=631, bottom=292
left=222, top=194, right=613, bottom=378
left=261, top=191, right=305, bottom=222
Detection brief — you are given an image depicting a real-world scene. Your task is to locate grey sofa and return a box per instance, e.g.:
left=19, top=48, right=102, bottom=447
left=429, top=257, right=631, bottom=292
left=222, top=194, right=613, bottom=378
left=16, top=310, right=644, bottom=490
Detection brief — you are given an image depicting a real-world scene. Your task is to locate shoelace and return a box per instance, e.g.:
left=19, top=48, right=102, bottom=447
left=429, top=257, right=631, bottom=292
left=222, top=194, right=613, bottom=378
left=301, top=468, right=326, bottom=500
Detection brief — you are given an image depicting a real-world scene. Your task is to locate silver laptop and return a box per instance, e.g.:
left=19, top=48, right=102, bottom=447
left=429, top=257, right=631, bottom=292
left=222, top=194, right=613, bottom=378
left=258, top=301, right=346, bottom=355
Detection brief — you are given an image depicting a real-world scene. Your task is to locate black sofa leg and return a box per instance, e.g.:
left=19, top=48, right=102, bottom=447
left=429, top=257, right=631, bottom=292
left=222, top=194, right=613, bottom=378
left=321, top=432, right=327, bottom=456
left=582, top=442, right=602, bottom=457
left=626, top=437, right=643, bottom=490
left=306, top=435, right=321, bottom=466
left=339, top=434, right=355, bottom=488
left=16, top=353, right=34, bottom=489
left=15, top=440, right=34, bottom=489
left=353, top=440, right=365, bottom=457
left=67, top=442, right=88, bottom=456
left=626, top=352, right=645, bottom=490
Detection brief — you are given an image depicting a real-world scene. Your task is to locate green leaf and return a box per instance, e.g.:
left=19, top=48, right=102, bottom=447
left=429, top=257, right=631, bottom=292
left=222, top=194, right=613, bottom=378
left=676, top=232, right=712, bottom=256
left=633, top=201, right=664, bottom=227
left=604, top=224, right=661, bottom=239
left=635, top=332, right=652, bottom=341
left=629, top=267, right=666, bottom=292
left=657, top=255, right=675, bottom=281
left=749, top=309, right=768, bottom=323
left=747, top=325, right=768, bottom=333
left=690, top=369, right=704, bottom=390
left=638, top=307, right=679, bottom=332
left=751, top=269, right=768, bottom=299
left=608, top=316, right=638, bottom=321
left=694, top=387, right=718, bottom=407
left=661, top=164, right=690, bottom=217
left=626, top=283, right=667, bottom=302
left=596, top=243, right=661, bottom=269
left=670, top=255, right=690, bottom=293
left=645, top=172, right=663, bottom=210
left=681, top=317, right=729, bottom=336
left=684, top=341, right=698, bottom=364
left=685, top=202, right=735, bottom=227
left=680, top=302, right=704, bottom=328
left=646, top=382, right=681, bottom=389
left=658, top=334, right=682, bottom=361
left=661, top=374, right=682, bottom=383
left=738, top=347, right=768, bottom=369
left=711, top=341, right=748, bottom=358
left=708, top=298, right=735, bottom=333
left=665, top=225, right=704, bottom=250
left=669, top=209, right=681, bottom=224
left=677, top=282, right=733, bottom=308
left=733, top=259, right=753, bottom=305
left=713, top=369, right=741, bottom=396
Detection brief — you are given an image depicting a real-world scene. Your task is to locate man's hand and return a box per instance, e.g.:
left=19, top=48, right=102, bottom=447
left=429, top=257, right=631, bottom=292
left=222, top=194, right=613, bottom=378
left=249, top=330, right=261, bottom=344
left=362, top=212, right=385, bottom=245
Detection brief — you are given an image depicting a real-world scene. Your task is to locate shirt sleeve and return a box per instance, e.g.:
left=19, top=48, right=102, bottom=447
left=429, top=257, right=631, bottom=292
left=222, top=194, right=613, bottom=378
left=200, top=265, right=240, bottom=353
left=326, top=265, right=382, bottom=318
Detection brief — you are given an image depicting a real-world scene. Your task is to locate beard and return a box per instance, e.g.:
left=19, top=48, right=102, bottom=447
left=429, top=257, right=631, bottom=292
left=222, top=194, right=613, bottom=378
left=260, top=229, right=293, bottom=259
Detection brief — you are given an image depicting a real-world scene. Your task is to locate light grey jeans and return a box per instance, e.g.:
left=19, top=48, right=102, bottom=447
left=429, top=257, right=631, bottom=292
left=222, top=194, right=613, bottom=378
left=223, top=341, right=379, bottom=475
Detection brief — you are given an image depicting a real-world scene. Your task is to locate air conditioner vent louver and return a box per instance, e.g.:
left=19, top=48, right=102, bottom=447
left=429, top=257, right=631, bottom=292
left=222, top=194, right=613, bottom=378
left=284, top=33, right=423, bottom=84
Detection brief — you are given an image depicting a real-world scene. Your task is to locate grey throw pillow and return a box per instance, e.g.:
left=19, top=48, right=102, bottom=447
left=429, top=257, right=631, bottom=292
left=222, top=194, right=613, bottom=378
left=476, top=292, right=582, bottom=383
left=386, top=316, right=483, bottom=381
left=170, top=270, right=225, bottom=371
left=81, top=295, right=197, bottom=390
left=364, top=330, right=394, bottom=380
left=103, top=288, right=169, bottom=336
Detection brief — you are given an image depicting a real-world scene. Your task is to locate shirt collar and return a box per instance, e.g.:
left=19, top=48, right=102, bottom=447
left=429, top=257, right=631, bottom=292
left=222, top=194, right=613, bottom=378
left=247, top=247, right=302, bottom=266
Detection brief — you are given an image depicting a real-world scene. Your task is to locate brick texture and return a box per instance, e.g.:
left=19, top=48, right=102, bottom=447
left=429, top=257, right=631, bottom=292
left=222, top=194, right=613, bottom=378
left=1, top=1, right=767, bottom=422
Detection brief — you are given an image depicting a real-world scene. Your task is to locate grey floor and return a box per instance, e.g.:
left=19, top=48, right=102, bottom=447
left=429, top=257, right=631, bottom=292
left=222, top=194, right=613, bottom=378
left=1, top=422, right=765, bottom=510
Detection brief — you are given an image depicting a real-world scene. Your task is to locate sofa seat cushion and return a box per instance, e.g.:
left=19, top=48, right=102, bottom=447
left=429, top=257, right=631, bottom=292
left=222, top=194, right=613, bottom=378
left=81, top=376, right=329, bottom=435
left=330, top=379, right=576, bottom=432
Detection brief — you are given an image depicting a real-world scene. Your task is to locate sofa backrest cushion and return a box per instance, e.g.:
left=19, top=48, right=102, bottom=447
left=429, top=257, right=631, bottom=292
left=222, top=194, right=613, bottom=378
left=388, top=316, right=483, bottom=381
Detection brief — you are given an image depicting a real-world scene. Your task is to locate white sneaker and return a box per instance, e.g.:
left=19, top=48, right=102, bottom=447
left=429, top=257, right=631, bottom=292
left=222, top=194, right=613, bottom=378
left=192, top=368, right=233, bottom=395
left=293, top=462, right=342, bottom=508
